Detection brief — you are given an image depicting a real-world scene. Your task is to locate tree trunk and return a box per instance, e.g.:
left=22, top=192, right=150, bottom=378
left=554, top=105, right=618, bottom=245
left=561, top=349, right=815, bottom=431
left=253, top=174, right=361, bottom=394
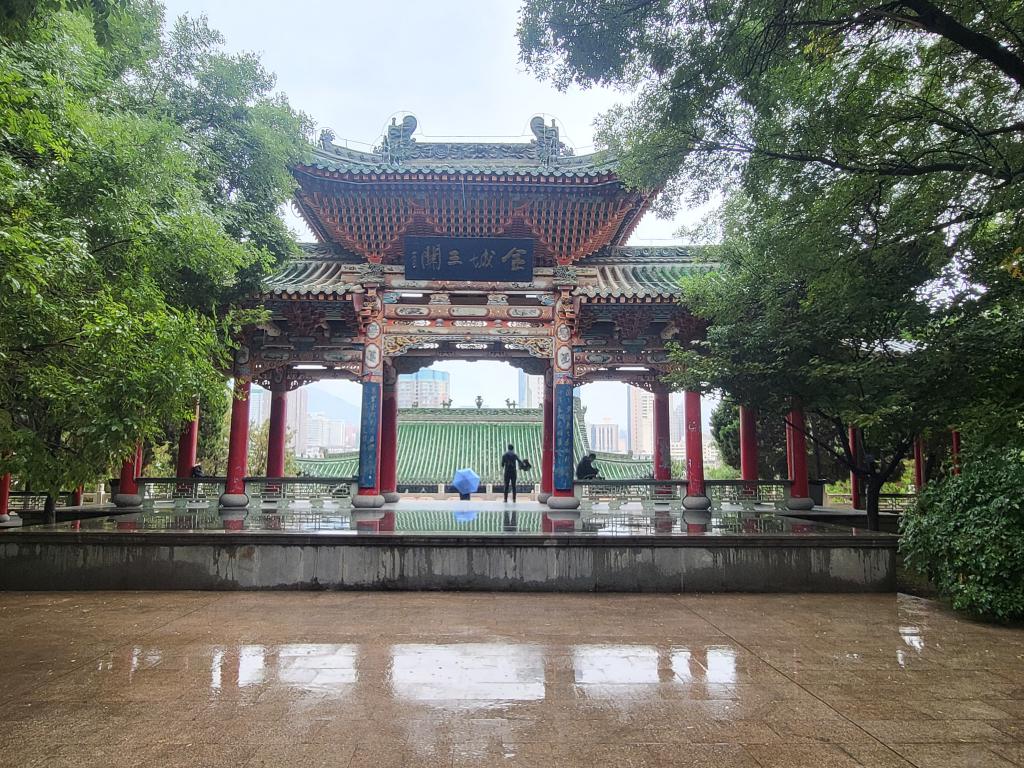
left=865, top=476, right=883, bottom=532
left=44, top=493, right=56, bottom=526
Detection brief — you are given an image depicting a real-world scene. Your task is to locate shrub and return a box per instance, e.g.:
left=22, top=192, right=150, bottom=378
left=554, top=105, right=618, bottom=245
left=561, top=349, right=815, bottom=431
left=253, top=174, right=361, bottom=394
left=901, top=448, right=1024, bottom=622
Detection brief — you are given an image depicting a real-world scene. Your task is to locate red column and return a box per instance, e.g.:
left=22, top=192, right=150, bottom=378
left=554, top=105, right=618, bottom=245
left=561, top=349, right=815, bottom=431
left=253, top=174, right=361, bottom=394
left=113, top=442, right=142, bottom=507
left=787, top=405, right=811, bottom=508
left=134, top=441, right=144, bottom=478
left=0, top=473, right=11, bottom=522
left=951, top=430, right=961, bottom=476
left=653, top=386, right=672, bottom=481
left=119, top=455, right=138, bottom=494
left=176, top=401, right=200, bottom=479
left=71, top=484, right=83, bottom=507
left=266, top=387, right=288, bottom=478
left=739, top=406, right=758, bottom=482
left=540, top=369, right=554, bottom=505
left=849, top=426, right=863, bottom=510
left=913, top=437, right=925, bottom=491
left=379, top=375, right=398, bottom=505
left=683, top=391, right=708, bottom=509
left=221, top=378, right=251, bottom=508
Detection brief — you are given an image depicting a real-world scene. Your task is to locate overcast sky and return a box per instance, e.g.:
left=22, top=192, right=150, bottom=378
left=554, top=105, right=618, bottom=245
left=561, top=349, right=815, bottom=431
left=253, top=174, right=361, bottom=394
left=161, top=0, right=714, bottom=426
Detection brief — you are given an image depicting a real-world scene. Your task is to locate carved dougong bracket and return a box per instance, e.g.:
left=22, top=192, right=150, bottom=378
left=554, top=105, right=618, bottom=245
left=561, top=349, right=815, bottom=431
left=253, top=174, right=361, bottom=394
left=384, top=335, right=434, bottom=357
left=503, top=337, right=554, bottom=360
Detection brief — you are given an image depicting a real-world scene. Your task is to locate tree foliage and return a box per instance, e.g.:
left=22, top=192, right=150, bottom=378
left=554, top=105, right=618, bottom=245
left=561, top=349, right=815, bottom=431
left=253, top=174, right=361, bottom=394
left=0, top=2, right=310, bottom=495
left=902, top=447, right=1024, bottom=622
left=520, top=0, right=1024, bottom=527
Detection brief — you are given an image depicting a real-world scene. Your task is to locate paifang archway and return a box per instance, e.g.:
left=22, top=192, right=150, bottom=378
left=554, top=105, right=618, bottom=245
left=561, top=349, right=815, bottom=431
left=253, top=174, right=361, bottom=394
left=228, top=115, right=717, bottom=513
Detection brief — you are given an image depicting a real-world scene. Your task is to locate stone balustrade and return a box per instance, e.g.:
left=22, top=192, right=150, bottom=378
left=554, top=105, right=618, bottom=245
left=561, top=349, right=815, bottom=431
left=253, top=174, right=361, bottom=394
left=574, top=479, right=688, bottom=511
left=705, top=479, right=791, bottom=511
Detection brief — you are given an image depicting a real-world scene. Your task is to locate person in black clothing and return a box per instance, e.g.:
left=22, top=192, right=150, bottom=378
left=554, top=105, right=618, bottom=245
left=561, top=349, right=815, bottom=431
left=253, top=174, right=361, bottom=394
left=500, top=444, right=523, bottom=503
left=576, top=453, right=600, bottom=480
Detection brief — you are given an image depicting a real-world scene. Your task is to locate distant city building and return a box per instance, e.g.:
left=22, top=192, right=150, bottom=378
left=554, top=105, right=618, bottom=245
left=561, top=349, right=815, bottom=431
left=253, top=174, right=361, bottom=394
left=398, top=369, right=450, bottom=408
left=627, top=386, right=655, bottom=457
left=517, top=369, right=545, bottom=408
left=669, top=393, right=685, bottom=449
left=589, top=421, right=620, bottom=453
left=286, top=386, right=308, bottom=456
left=703, top=436, right=723, bottom=469
left=248, top=386, right=272, bottom=427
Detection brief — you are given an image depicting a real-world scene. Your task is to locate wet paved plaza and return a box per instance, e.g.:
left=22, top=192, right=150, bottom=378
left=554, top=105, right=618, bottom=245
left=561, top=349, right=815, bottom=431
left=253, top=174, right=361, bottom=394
left=2, top=592, right=1024, bottom=767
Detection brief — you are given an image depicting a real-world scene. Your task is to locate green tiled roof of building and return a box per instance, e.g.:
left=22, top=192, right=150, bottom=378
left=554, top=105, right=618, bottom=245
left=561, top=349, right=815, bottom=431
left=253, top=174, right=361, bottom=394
left=265, top=244, right=719, bottom=301
left=298, top=399, right=653, bottom=485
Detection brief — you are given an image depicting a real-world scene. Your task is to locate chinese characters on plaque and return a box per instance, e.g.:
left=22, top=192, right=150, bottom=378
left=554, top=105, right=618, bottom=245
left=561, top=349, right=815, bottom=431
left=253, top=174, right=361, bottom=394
left=405, top=236, right=534, bottom=282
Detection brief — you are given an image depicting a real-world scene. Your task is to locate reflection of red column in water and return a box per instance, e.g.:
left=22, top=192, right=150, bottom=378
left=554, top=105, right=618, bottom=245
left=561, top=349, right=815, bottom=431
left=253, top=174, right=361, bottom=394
left=224, top=379, right=251, bottom=497
left=849, top=425, right=863, bottom=510
left=951, top=430, right=961, bottom=476
left=686, top=523, right=708, bottom=534
left=266, top=388, right=288, bottom=478
left=913, top=437, right=925, bottom=491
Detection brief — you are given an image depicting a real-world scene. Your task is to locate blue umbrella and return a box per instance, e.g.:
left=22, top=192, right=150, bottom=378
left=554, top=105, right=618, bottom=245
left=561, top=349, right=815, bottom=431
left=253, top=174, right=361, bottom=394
left=451, top=467, right=481, bottom=496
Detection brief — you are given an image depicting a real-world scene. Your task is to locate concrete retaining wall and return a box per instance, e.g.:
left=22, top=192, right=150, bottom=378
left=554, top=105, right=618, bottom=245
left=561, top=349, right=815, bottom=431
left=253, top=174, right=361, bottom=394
left=0, top=533, right=896, bottom=592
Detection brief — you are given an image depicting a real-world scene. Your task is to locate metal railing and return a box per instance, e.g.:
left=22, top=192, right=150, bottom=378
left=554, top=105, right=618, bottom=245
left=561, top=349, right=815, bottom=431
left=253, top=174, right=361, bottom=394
left=575, top=479, right=688, bottom=511
left=705, top=480, right=791, bottom=510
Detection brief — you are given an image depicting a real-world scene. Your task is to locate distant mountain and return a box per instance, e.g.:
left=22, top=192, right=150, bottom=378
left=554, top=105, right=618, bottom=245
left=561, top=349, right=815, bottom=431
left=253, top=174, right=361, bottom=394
left=305, top=384, right=361, bottom=424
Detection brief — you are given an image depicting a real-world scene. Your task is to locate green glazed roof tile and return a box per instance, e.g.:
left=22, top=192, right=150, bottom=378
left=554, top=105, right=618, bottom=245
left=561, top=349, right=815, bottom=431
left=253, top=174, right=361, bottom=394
left=298, top=401, right=654, bottom=484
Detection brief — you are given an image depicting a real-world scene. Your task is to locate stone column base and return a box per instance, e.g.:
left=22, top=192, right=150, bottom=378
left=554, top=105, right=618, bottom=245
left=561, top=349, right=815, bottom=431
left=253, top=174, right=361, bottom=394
left=112, top=493, right=143, bottom=508
left=218, top=492, right=249, bottom=509
left=352, top=493, right=385, bottom=509
left=683, top=508, right=712, bottom=526
left=547, top=494, right=580, bottom=510
left=786, top=497, right=814, bottom=511
left=537, top=491, right=551, bottom=503
left=382, top=492, right=401, bottom=504
left=0, top=514, right=23, bottom=528
left=683, top=494, right=711, bottom=511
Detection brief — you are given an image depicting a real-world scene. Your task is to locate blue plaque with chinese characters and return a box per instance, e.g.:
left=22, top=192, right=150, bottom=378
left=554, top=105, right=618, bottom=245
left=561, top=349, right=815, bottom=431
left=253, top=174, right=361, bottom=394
left=552, top=382, right=575, bottom=491
left=358, top=382, right=381, bottom=488
left=404, top=236, right=534, bottom=282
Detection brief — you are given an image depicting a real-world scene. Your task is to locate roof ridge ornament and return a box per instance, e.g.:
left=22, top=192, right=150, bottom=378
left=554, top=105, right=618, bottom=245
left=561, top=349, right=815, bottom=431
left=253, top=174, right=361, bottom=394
left=383, top=115, right=418, bottom=166
left=530, top=116, right=562, bottom=167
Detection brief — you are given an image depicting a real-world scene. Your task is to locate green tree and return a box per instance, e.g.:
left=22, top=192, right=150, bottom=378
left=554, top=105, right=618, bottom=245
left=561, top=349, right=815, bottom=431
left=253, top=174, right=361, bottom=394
left=903, top=446, right=1024, bottom=621
left=0, top=3, right=310, bottom=506
left=247, top=419, right=299, bottom=478
left=519, top=0, right=1024, bottom=527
